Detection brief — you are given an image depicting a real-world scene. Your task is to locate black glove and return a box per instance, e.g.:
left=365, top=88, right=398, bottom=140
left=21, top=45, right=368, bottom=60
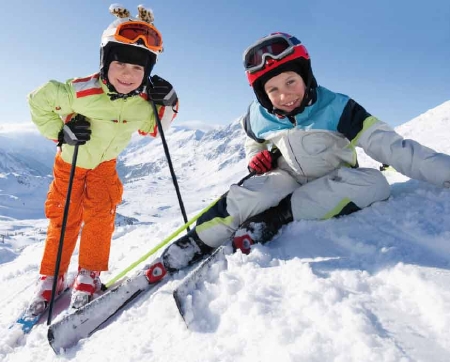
left=148, top=75, right=178, bottom=107
left=58, top=115, right=91, bottom=146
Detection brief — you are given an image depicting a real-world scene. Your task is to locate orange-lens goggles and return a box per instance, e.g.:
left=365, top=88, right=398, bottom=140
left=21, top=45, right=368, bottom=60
left=115, top=21, right=163, bottom=52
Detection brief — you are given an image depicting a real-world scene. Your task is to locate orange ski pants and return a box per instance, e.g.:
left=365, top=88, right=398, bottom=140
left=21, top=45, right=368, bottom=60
left=40, top=154, right=123, bottom=276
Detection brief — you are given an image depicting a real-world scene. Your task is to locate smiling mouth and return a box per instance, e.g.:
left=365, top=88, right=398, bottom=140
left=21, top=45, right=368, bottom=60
left=283, top=99, right=299, bottom=107
left=117, top=79, right=134, bottom=86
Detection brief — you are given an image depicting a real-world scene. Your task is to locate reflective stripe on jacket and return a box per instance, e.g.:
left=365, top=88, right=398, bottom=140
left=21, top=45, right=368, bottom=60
left=28, top=73, right=178, bottom=169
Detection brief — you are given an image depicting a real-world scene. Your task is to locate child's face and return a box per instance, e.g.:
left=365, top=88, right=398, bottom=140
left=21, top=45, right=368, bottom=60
left=264, top=71, right=306, bottom=113
left=108, top=61, right=145, bottom=94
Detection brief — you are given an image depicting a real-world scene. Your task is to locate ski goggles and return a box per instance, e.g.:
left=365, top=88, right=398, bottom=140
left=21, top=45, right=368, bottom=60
left=114, top=21, right=163, bottom=53
left=243, top=33, right=303, bottom=74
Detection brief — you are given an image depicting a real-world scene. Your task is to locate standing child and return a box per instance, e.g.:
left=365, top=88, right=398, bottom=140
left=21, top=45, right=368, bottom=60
left=26, top=4, right=178, bottom=315
left=140, top=32, right=450, bottom=285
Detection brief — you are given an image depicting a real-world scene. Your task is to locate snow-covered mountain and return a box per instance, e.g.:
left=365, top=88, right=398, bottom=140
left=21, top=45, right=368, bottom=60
left=0, top=124, right=57, bottom=176
left=117, top=120, right=248, bottom=225
left=0, top=124, right=56, bottom=220
left=1, top=101, right=450, bottom=362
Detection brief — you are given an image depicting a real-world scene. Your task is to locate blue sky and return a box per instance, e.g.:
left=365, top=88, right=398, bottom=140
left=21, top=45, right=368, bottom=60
left=1, top=0, right=449, bottom=128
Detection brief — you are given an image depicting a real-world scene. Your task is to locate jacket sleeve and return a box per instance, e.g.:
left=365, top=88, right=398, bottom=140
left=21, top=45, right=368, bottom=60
left=357, top=119, right=450, bottom=188
left=239, top=114, right=269, bottom=163
left=27, top=80, right=75, bottom=141
left=239, top=104, right=271, bottom=163
left=244, top=135, right=269, bottom=163
left=139, top=99, right=179, bottom=137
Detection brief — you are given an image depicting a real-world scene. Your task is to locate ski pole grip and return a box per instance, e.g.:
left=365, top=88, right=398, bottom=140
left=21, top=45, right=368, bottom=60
left=270, top=147, right=282, bottom=168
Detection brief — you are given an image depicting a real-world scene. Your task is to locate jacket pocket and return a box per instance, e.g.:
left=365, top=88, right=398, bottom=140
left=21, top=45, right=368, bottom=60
left=44, top=189, right=65, bottom=219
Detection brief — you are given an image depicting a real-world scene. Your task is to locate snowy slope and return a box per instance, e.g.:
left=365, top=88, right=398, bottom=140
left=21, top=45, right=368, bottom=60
left=1, top=101, right=450, bottom=362
left=0, top=124, right=56, bottom=220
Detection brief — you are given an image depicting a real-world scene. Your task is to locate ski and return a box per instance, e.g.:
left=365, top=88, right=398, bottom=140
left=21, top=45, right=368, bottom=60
left=48, top=243, right=233, bottom=353
left=173, top=243, right=232, bottom=325
left=47, top=271, right=160, bottom=354
left=11, top=274, right=76, bottom=334
left=13, top=289, right=70, bottom=333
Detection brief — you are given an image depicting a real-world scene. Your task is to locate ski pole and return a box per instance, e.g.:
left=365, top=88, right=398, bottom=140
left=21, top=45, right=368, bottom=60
left=105, top=148, right=282, bottom=286
left=149, top=97, right=190, bottom=232
left=47, top=144, right=79, bottom=326
left=104, top=171, right=256, bottom=288
left=105, top=148, right=280, bottom=287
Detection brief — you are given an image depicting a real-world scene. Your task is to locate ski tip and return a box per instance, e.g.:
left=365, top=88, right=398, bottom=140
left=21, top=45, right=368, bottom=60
left=47, top=326, right=63, bottom=355
left=172, top=289, right=185, bottom=317
left=47, top=326, right=55, bottom=343
left=171, top=244, right=232, bottom=329
left=173, top=289, right=190, bottom=329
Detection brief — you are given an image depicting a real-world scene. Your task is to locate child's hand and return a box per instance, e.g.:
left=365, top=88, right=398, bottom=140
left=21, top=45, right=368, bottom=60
left=58, top=115, right=91, bottom=146
left=249, top=150, right=274, bottom=174
left=248, top=148, right=282, bottom=174
left=148, top=75, right=178, bottom=107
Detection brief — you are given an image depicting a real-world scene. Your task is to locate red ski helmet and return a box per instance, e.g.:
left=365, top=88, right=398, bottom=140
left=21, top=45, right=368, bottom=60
left=243, top=33, right=317, bottom=113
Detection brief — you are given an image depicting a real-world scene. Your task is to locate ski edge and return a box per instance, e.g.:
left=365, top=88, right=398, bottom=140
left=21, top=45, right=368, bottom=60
left=173, top=243, right=232, bottom=324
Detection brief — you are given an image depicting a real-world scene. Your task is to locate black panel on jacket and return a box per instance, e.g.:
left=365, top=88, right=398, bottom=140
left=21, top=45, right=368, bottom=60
left=242, top=106, right=266, bottom=144
left=337, top=99, right=371, bottom=142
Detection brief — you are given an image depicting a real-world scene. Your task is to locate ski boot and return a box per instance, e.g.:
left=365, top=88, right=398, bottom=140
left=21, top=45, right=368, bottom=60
left=232, top=194, right=293, bottom=254
left=70, top=268, right=102, bottom=309
left=26, top=274, right=66, bottom=316
left=144, top=229, right=213, bottom=283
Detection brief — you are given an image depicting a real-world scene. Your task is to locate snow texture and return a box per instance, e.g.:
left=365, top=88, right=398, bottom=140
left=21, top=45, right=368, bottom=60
left=1, top=101, right=450, bottom=361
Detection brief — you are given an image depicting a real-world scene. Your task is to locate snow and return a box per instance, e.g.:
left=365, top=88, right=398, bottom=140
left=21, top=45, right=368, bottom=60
left=1, top=101, right=450, bottom=361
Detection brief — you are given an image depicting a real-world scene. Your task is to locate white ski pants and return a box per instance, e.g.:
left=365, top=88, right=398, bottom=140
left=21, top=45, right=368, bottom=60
left=196, top=167, right=390, bottom=248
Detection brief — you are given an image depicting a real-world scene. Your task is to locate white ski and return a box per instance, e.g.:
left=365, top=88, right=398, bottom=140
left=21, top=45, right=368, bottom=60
left=47, top=272, right=157, bottom=354
left=173, top=243, right=232, bottom=325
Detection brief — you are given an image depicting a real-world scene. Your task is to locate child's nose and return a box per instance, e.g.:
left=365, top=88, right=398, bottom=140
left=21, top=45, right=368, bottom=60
left=279, top=92, right=288, bottom=101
